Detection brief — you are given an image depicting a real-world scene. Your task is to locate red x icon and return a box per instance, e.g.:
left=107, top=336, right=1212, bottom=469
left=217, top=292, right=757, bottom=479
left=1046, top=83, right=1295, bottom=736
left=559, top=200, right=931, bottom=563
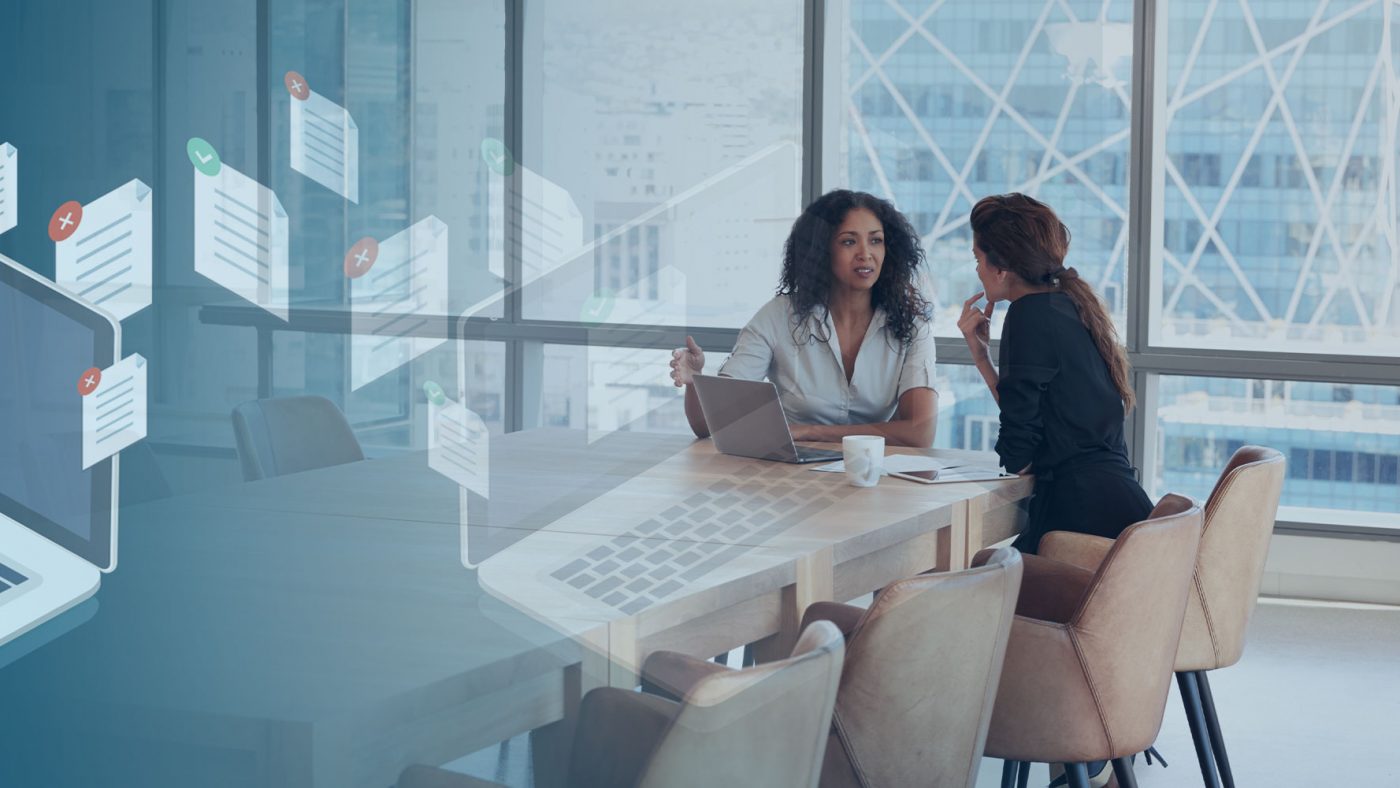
left=344, top=237, right=379, bottom=279
left=285, top=70, right=310, bottom=101
left=49, top=200, right=84, bottom=243
left=77, top=367, right=102, bottom=396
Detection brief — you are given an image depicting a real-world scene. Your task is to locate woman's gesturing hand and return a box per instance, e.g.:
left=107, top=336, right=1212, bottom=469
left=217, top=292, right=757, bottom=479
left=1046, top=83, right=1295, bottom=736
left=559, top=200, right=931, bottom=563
left=957, top=292, right=995, bottom=362
left=669, top=335, right=705, bottom=387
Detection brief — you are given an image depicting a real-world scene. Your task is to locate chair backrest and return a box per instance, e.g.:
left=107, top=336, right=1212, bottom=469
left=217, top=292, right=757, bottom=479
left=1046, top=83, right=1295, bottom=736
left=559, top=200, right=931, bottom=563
left=230, top=396, right=365, bottom=482
left=1177, top=445, right=1286, bottom=671
left=638, top=620, right=846, bottom=788
left=1071, top=493, right=1203, bottom=756
left=827, top=547, right=1023, bottom=788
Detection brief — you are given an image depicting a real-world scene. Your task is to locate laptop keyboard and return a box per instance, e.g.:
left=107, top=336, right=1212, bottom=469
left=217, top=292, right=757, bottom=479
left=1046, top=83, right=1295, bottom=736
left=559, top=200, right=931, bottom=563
left=548, top=462, right=858, bottom=615
left=0, top=559, right=30, bottom=595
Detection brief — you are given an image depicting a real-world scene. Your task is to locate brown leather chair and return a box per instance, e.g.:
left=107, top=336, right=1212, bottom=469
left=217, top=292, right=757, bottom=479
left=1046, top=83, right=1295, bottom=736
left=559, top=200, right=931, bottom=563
left=645, top=547, right=1024, bottom=788
left=976, top=494, right=1203, bottom=788
left=1037, top=446, right=1286, bottom=788
left=398, top=619, right=846, bottom=788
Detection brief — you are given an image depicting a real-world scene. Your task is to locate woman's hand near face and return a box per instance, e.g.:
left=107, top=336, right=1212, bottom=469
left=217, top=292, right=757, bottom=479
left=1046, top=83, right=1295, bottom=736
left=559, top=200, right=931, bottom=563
left=957, top=292, right=995, bottom=362
left=669, top=335, right=706, bottom=387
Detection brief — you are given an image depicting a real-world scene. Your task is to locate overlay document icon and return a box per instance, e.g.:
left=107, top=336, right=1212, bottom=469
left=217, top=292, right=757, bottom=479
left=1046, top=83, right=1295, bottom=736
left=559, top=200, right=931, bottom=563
left=425, top=383, right=489, bottom=498
left=190, top=138, right=290, bottom=320
left=52, top=179, right=154, bottom=321
left=0, top=143, right=15, bottom=236
left=348, top=216, right=449, bottom=390
left=287, top=70, right=359, bottom=203
left=79, top=354, right=148, bottom=470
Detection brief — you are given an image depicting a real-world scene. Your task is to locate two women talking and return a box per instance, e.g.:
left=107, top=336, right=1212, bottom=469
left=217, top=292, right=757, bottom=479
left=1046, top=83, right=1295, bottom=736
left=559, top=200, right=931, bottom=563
left=669, top=189, right=1150, bottom=552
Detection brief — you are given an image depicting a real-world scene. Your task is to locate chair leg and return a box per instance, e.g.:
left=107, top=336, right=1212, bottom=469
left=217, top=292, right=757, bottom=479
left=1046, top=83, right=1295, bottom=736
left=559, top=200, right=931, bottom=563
left=1177, top=672, right=1222, bottom=788
left=1111, top=757, right=1138, bottom=788
left=1196, top=671, right=1236, bottom=788
left=1001, top=760, right=1020, bottom=788
left=1063, top=762, right=1091, bottom=788
left=1016, top=760, right=1030, bottom=788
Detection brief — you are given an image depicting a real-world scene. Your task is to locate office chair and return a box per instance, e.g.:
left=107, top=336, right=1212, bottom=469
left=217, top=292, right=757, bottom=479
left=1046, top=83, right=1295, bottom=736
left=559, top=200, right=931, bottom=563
left=398, top=619, right=846, bottom=788
left=230, top=395, right=365, bottom=482
left=647, top=548, right=1023, bottom=788
left=979, top=494, right=1203, bottom=788
left=1038, top=446, right=1286, bottom=788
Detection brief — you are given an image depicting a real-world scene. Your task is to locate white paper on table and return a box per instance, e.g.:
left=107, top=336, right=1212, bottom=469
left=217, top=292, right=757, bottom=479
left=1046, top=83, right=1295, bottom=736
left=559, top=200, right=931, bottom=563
left=55, top=179, right=153, bottom=321
left=81, top=354, right=148, bottom=470
left=291, top=89, right=359, bottom=203
left=917, top=467, right=1016, bottom=483
left=350, top=216, right=449, bottom=390
left=428, top=396, right=489, bottom=498
left=194, top=161, right=290, bottom=320
left=0, top=143, right=16, bottom=236
left=812, top=454, right=1013, bottom=482
left=810, top=455, right=945, bottom=474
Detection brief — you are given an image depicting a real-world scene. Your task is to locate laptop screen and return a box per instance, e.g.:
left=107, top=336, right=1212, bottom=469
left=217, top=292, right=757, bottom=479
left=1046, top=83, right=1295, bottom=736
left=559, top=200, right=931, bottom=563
left=0, top=256, right=115, bottom=567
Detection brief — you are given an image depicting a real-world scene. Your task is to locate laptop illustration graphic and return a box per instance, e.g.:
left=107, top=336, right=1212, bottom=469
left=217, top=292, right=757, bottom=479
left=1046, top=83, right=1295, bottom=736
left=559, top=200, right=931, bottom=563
left=0, top=254, right=120, bottom=646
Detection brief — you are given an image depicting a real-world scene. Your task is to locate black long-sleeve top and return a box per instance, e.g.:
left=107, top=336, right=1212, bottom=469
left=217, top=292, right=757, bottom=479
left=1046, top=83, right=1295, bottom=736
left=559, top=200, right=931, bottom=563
left=993, top=292, right=1131, bottom=475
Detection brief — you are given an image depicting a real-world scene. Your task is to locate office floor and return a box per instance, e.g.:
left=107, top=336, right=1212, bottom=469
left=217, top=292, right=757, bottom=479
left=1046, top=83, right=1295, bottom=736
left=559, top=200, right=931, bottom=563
left=443, top=598, right=1400, bottom=787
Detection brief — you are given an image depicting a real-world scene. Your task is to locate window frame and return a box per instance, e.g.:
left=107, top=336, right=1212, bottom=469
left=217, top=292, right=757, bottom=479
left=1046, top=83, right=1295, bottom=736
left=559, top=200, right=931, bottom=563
left=231, top=0, right=1399, bottom=538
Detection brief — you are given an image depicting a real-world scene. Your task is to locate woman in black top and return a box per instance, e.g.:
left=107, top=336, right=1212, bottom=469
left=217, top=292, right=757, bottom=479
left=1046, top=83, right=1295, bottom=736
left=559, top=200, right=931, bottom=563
left=958, top=193, right=1152, bottom=553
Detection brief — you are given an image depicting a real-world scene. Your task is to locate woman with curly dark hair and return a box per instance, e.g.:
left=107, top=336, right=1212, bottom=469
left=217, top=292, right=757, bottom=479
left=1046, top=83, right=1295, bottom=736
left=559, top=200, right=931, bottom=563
left=959, top=193, right=1152, bottom=555
left=669, top=189, right=938, bottom=447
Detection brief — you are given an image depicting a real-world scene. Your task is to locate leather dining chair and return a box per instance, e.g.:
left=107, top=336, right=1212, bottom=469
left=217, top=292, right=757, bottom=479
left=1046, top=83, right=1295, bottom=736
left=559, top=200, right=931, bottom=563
left=646, top=547, right=1023, bottom=788
left=398, top=619, right=846, bottom=788
left=230, top=395, right=365, bottom=482
left=1036, top=446, right=1286, bottom=788
left=977, top=494, right=1203, bottom=788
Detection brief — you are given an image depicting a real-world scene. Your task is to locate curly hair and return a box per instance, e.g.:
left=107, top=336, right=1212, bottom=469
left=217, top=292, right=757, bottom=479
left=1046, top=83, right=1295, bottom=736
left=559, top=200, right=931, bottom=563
left=777, top=189, right=930, bottom=346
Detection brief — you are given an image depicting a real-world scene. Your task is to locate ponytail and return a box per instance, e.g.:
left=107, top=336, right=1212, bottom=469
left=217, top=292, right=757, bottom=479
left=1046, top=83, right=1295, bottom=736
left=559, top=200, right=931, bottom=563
left=970, top=193, right=1135, bottom=412
left=1057, top=271, right=1135, bottom=411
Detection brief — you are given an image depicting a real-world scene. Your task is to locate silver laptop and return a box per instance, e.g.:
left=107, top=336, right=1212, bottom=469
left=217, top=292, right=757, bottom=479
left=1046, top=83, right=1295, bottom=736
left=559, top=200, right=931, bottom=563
left=0, top=254, right=119, bottom=647
left=691, top=374, right=842, bottom=464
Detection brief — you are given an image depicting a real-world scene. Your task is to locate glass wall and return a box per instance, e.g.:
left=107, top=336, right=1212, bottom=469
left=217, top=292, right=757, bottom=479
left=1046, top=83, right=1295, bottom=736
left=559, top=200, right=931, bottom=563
left=1150, top=375, right=1400, bottom=524
left=830, top=0, right=1135, bottom=338
left=1154, top=0, right=1400, bottom=355
left=520, top=0, right=805, bottom=330
left=4, top=0, right=1395, bottom=527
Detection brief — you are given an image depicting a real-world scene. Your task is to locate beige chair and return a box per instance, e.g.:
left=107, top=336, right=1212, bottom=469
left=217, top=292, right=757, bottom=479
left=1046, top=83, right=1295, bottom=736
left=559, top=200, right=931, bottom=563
left=977, top=494, right=1203, bottom=788
left=1037, top=446, right=1286, bottom=788
left=231, top=395, right=365, bottom=481
left=399, top=619, right=846, bottom=788
left=646, top=548, right=1023, bottom=788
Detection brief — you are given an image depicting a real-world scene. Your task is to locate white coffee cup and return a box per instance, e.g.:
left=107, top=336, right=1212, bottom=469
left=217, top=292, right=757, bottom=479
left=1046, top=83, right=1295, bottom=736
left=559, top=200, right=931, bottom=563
left=842, top=435, right=885, bottom=487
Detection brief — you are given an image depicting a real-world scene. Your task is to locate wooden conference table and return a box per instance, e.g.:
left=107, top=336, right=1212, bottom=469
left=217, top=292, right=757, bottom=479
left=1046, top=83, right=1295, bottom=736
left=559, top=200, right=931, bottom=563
left=0, top=428, right=1030, bottom=788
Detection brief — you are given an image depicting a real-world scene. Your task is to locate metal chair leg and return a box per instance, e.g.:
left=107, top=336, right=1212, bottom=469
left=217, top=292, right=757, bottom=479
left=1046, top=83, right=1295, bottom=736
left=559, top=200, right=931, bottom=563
left=1177, top=671, right=1222, bottom=788
left=1016, top=759, right=1030, bottom=788
left=1196, top=670, right=1236, bottom=788
left=1111, top=757, right=1139, bottom=788
left=1063, top=762, right=1091, bottom=788
left=1001, top=760, right=1020, bottom=788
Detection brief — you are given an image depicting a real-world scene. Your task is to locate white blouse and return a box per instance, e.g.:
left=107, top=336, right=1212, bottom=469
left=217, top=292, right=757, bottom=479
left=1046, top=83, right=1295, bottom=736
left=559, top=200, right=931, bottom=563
left=716, top=295, right=937, bottom=425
